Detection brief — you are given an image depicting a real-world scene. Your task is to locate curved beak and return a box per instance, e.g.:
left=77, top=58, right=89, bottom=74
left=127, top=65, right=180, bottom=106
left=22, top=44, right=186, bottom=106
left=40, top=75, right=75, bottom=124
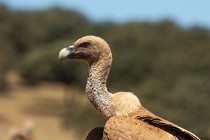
left=58, top=45, right=74, bottom=62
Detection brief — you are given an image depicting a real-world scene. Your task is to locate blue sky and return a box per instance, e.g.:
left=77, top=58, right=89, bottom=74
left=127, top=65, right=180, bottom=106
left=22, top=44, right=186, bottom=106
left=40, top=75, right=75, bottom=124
left=1, top=0, right=210, bottom=28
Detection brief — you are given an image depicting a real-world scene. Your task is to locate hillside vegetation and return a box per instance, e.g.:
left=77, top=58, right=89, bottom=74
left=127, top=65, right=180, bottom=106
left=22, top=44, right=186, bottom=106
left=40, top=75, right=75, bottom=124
left=0, top=5, right=210, bottom=139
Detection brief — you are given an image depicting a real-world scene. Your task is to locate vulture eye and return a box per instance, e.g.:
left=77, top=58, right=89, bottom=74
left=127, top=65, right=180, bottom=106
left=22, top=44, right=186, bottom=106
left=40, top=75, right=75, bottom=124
left=79, top=42, right=91, bottom=48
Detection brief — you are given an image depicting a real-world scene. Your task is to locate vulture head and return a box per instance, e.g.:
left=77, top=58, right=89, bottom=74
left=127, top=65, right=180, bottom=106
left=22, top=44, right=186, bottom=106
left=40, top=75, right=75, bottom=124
left=59, top=35, right=112, bottom=64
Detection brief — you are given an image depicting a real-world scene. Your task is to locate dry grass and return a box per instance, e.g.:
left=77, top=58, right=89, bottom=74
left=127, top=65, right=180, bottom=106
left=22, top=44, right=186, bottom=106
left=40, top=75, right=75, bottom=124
left=0, top=81, right=87, bottom=140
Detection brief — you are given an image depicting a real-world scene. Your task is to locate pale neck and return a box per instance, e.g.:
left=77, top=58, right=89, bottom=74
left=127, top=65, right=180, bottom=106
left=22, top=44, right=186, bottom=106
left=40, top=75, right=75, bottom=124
left=85, top=54, right=114, bottom=118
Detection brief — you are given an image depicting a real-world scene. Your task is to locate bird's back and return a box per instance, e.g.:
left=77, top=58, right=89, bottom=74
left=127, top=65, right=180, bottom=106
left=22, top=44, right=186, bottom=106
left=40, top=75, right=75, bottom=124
left=104, top=107, right=199, bottom=140
left=104, top=115, right=176, bottom=140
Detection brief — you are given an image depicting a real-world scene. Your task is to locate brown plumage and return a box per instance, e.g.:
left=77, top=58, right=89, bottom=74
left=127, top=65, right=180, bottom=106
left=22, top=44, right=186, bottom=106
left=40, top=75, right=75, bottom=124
left=104, top=106, right=199, bottom=140
left=59, top=35, right=200, bottom=140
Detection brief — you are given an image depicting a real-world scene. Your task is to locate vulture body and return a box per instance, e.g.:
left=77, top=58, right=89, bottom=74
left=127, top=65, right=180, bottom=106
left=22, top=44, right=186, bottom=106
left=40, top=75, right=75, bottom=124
left=59, top=36, right=200, bottom=140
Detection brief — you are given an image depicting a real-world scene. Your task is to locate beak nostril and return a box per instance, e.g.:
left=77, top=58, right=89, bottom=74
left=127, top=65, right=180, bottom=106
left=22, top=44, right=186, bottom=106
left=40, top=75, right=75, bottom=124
left=67, top=45, right=74, bottom=51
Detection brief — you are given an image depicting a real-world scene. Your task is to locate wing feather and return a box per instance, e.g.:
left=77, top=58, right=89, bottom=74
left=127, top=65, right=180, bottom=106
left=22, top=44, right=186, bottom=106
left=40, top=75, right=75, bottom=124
left=137, top=116, right=200, bottom=140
